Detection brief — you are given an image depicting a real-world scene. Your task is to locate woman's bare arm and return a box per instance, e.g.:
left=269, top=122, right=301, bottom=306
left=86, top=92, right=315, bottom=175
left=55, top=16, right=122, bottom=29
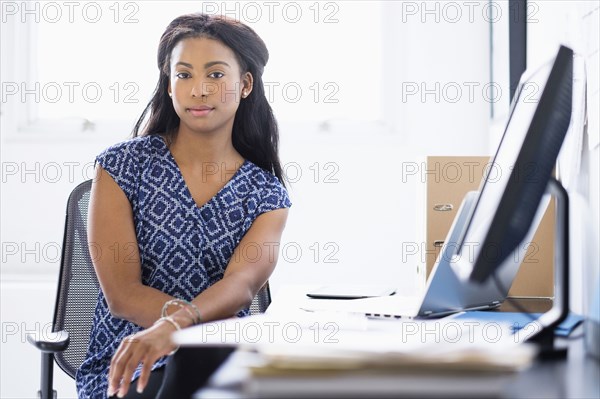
left=89, top=165, right=175, bottom=328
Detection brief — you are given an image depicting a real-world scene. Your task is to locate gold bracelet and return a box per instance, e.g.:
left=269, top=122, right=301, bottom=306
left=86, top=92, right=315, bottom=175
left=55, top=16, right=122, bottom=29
left=161, top=299, right=195, bottom=324
left=184, top=300, right=203, bottom=324
left=154, top=315, right=181, bottom=331
left=162, top=299, right=202, bottom=325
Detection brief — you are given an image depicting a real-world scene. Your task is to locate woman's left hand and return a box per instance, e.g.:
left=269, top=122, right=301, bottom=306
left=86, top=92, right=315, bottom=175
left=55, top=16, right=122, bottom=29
left=107, top=320, right=178, bottom=397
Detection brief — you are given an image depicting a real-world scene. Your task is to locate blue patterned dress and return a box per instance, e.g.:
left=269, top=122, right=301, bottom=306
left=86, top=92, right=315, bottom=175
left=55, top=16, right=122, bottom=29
left=75, top=135, right=291, bottom=398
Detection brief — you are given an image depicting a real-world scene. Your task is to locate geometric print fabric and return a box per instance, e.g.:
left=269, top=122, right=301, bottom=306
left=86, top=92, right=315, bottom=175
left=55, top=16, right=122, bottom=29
left=76, top=135, right=291, bottom=398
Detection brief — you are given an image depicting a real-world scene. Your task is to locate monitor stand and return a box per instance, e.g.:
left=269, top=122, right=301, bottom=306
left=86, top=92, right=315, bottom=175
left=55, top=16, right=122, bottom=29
left=524, top=177, right=570, bottom=359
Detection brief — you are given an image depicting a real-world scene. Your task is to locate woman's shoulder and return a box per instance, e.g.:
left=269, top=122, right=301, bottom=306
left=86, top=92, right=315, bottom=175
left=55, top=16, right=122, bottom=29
left=98, top=135, right=164, bottom=158
left=97, top=135, right=164, bottom=162
left=94, top=135, right=166, bottom=201
left=243, top=161, right=286, bottom=191
left=243, top=161, right=291, bottom=208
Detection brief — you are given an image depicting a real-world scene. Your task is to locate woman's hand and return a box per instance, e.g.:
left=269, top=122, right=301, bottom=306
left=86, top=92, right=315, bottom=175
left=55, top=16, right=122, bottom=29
left=107, top=319, right=178, bottom=397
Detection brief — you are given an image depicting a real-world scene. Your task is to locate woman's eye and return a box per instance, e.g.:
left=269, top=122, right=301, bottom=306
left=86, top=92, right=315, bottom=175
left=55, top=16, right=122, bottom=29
left=176, top=72, right=191, bottom=79
left=208, top=72, right=224, bottom=79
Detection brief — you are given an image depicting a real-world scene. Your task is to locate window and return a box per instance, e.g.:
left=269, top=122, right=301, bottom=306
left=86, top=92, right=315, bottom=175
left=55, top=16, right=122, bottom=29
left=4, top=1, right=383, bottom=134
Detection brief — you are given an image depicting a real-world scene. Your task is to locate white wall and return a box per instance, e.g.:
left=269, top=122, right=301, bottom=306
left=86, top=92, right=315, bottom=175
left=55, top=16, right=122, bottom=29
left=382, top=1, right=491, bottom=154
left=0, top=2, right=492, bottom=398
left=525, top=0, right=600, bottom=344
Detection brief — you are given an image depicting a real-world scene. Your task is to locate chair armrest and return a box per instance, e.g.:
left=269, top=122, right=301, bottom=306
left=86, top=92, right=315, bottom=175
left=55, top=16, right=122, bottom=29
left=27, top=330, right=69, bottom=353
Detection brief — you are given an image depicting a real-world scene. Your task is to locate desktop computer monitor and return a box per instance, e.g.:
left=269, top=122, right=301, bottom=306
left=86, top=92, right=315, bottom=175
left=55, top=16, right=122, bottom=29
left=453, top=45, right=573, bottom=285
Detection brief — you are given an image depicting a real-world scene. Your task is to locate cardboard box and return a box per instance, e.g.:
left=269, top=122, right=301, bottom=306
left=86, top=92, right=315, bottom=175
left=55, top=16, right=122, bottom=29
left=425, top=156, right=553, bottom=298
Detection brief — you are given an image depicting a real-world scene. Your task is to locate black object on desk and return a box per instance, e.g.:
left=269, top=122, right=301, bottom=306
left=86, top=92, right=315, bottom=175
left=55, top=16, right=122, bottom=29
left=524, top=179, right=570, bottom=358
left=462, top=45, right=574, bottom=359
left=157, top=346, right=235, bottom=398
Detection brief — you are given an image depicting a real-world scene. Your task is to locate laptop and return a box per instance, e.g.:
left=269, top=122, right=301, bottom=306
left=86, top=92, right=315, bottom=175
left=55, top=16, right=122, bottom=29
left=301, top=189, right=549, bottom=319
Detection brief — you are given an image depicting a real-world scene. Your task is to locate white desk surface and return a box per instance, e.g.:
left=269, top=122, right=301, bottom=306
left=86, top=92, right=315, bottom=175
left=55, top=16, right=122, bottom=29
left=174, top=283, right=536, bottom=349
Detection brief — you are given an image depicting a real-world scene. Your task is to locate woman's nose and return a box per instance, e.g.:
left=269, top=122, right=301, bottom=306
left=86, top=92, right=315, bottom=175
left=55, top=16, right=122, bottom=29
left=191, top=80, right=218, bottom=98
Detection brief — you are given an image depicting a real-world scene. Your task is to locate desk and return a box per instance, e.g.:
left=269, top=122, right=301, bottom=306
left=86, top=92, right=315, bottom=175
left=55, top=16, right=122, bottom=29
left=173, top=287, right=599, bottom=398
left=502, top=337, right=599, bottom=398
left=189, top=336, right=598, bottom=398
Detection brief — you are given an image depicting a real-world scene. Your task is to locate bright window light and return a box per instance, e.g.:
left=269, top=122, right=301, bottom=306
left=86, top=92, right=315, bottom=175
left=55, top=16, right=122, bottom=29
left=33, top=1, right=383, bottom=124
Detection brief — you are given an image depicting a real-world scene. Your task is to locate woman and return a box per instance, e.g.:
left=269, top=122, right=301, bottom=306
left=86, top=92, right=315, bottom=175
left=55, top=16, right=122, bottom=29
left=76, top=13, right=291, bottom=398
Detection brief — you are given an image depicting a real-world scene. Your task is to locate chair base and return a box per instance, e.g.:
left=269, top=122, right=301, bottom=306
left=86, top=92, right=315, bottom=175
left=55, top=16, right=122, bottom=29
left=37, top=390, right=57, bottom=399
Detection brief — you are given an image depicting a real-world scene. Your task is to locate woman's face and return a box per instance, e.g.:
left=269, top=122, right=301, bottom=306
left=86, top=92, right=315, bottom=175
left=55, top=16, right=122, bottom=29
left=168, top=37, right=252, bottom=136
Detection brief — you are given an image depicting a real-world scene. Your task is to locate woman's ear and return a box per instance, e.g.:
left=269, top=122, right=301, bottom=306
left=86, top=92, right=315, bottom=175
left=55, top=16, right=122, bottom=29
left=241, top=72, right=254, bottom=98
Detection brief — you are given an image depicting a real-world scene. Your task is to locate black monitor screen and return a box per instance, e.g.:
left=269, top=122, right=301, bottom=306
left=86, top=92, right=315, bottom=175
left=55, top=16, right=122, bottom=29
left=456, top=45, right=573, bottom=284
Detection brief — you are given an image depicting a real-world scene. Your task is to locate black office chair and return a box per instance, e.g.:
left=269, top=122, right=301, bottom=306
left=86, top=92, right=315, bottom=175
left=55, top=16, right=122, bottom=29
left=27, top=179, right=272, bottom=399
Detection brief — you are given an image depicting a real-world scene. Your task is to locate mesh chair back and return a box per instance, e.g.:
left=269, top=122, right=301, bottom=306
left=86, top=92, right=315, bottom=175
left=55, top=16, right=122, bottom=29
left=249, top=282, right=272, bottom=315
left=52, top=179, right=99, bottom=379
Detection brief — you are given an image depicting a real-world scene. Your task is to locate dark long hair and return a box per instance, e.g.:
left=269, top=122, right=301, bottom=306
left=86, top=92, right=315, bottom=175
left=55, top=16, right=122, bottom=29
left=132, top=13, right=285, bottom=185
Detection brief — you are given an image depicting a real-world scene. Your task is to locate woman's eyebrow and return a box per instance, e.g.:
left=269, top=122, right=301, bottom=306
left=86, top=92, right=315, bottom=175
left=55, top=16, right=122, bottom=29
left=174, top=60, right=230, bottom=69
left=175, top=61, right=194, bottom=69
left=204, top=61, right=230, bottom=69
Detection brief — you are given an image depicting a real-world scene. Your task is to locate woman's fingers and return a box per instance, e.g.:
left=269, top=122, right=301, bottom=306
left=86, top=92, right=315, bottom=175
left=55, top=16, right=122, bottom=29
left=116, top=352, right=141, bottom=398
left=135, top=358, right=155, bottom=394
left=107, top=337, right=136, bottom=396
left=107, top=323, right=176, bottom=396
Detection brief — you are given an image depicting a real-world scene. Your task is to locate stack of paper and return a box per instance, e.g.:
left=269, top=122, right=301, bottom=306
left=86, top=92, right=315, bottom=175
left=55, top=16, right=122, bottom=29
left=242, top=341, right=537, bottom=398
left=239, top=317, right=537, bottom=398
left=250, top=340, right=537, bottom=374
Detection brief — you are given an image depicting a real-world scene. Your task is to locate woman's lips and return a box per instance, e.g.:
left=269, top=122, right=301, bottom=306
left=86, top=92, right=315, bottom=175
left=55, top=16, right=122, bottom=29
left=187, top=106, right=214, bottom=117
